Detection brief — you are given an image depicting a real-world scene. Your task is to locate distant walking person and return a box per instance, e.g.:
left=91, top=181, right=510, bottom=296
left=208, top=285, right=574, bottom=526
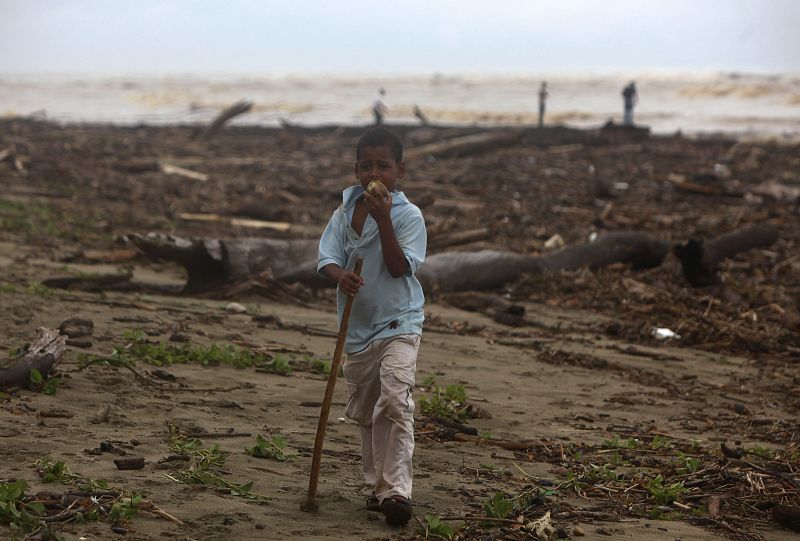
left=538, top=81, right=548, bottom=127
left=622, top=81, right=638, bottom=126
left=373, top=88, right=387, bottom=125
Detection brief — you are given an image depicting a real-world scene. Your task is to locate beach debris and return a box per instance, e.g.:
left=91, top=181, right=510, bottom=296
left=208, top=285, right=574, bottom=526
left=22, top=457, right=184, bottom=535
left=720, top=442, right=744, bottom=459
left=176, top=212, right=319, bottom=235
left=673, top=223, right=779, bottom=287
left=160, top=163, right=209, bottom=182
left=600, top=120, right=650, bottom=139
left=65, top=337, right=93, bottom=348
left=543, top=234, right=564, bottom=251
left=418, top=231, right=669, bottom=293
left=525, top=510, right=555, bottom=541
left=426, top=415, right=478, bottom=436
left=164, top=423, right=267, bottom=501
left=752, top=180, right=800, bottom=203
left=666, top=172, right=743, bottom=197
left=612, top=181, right=629, bottom=191
left=59, top=316, right=94, bottom=338
left=129, top=229, right=687, bottom=295
left=85, top=441, right=125, bottom=455
left=771, top=504, right=800, bottom=532
left=194, top=99, right=253, bottom=140
left=0, top=145, right=28, bottom=172
left=406, top=129, right=525, bottom=160
left=182, top=430, right=253, bottom=439
left=652, top=327, right=681, bottom=340
left=713, top=163, right=732, bottom=178
left=413, top=104, right=430, bottom=125
left=91, top=405, right=112, bottom=424
left=0, top=327, right=66, bottom=390
left=113, top=457, right=145, bottom=470
left=225, top=302, right=247, bottom=314
left=126, top=232, right=322, bottom=293
left=428, top=226, right=491, bottom=250
left=441, top=291, right=525, bottom=326
left=42, top=271, right=134, bottom=292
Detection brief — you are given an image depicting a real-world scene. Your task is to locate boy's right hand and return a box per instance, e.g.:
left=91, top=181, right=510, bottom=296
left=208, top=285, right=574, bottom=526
left=338, top=271, right=365, bottom=296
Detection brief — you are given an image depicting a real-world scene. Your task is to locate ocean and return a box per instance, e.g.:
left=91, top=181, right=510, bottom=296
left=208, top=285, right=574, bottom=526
left=2, top=72, right=799, bottom=137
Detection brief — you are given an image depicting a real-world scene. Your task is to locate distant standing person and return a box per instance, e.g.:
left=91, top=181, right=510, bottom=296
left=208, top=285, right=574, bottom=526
left=538, top=81, right=548, bottom=127
left=373, top=88, right=387, bottom=125
left=622, top=81, right=638, bottom=126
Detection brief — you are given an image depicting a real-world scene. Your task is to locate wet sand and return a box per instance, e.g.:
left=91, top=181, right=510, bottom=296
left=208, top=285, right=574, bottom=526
left=1, top=119, right=798, bottom=540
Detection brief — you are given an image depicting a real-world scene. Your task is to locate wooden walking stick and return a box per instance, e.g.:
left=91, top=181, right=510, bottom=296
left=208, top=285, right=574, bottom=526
left=301, top=258, right=363, bottom=512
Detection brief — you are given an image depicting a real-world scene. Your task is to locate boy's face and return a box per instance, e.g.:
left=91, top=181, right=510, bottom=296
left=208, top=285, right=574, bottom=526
left=354, top=145, right=405, bottom=193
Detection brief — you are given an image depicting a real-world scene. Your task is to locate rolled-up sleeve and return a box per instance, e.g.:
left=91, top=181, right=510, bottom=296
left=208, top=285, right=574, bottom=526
left=317, top=211, right=346, bottom=275
left=396, top=207, right=427, bottom=275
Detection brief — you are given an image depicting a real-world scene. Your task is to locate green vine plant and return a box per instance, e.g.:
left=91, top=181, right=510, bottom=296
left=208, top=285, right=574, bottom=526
left=164, top=422, right=268, bottom=501
left=420, top=514, right=456, bottom=540
left=0, top=480, right=49, bottom=538
left=79, top=329, right=296, bottom=376
left=14, top=458, right=154, bottom=536
left=419, top=383, right=470, bottom=421
left=35, top=458, right=110, bottom=492
left=646, top=474, right=686, bottom=506
left=245, top=434, right=294, bottom=462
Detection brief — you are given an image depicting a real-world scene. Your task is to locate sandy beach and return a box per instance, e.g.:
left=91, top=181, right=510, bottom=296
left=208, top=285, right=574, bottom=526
left=1, top=118, right=798, bottom=540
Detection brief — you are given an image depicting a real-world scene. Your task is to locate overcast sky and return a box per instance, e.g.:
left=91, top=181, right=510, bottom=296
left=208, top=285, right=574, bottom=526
left=2, top=0, right=798, bottom=75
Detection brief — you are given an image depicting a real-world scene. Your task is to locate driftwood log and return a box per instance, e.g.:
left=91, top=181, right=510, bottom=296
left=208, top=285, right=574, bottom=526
left=0, top=328, right=66, bottom=390
left=772, top=504, right=800, bottom=533
left=127, top=232, right=323, bottom=292
left=673, top=223, right=779, bottom=287
left=195, top=99, right=253, bottom=140
left=418, top=231, right=670, bottom=293
left=440, top=292, right=526, bottom=326
left=406, top=130, right=524, bottom=160
left=42, top=271, right=134, bottom=291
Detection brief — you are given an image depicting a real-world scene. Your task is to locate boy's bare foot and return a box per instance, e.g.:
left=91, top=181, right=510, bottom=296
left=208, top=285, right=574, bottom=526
left=381, top=495, right=412, bottom=526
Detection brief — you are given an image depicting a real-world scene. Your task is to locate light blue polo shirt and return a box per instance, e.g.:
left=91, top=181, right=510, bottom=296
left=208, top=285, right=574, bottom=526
left=317, top=185, right=427, bottom=353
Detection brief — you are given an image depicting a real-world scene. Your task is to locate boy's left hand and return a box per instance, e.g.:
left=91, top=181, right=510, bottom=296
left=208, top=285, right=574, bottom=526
left=364, top=190, right=392, bottom=224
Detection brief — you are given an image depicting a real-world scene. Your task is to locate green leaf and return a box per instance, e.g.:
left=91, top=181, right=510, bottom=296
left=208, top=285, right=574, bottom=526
left=29, top=368, right=43, bottom=385
left=484, top=492, right=513, bottom=519
left=424, top=514, right=454, bottom=539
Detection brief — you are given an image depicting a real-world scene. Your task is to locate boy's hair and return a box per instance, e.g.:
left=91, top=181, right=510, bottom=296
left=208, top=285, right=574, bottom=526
left=356, top=128, right=403, bottom=162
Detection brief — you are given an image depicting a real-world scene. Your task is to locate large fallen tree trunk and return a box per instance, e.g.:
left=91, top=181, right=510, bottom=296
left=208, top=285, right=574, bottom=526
left=673, top=223, right=779, bottom=287
left=128, top=231, right=669, bottom=294
left=440, top=292, right=526, bottom=326
left=126, top=232, right=323, bottom=293
left=0, top=328, right=66, bottom=390
left=128, top=224, right=778, bottom=295
left=418, top=232, right=670, bottom=293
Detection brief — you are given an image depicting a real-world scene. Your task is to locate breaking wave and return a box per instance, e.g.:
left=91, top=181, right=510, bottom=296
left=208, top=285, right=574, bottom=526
left=1, top=71, right=798, bottom=135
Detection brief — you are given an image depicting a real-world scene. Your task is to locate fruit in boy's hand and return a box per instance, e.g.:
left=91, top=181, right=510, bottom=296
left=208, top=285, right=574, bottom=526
left=367, top=180, right=388, bottom=197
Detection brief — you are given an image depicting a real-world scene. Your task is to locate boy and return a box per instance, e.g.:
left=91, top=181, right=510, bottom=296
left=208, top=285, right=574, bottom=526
left=317, top=128, right=427, bottom=526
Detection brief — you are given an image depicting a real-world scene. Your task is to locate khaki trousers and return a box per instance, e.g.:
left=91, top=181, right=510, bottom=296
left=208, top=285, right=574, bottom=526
left=343, top=333, right=419, bottom=502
